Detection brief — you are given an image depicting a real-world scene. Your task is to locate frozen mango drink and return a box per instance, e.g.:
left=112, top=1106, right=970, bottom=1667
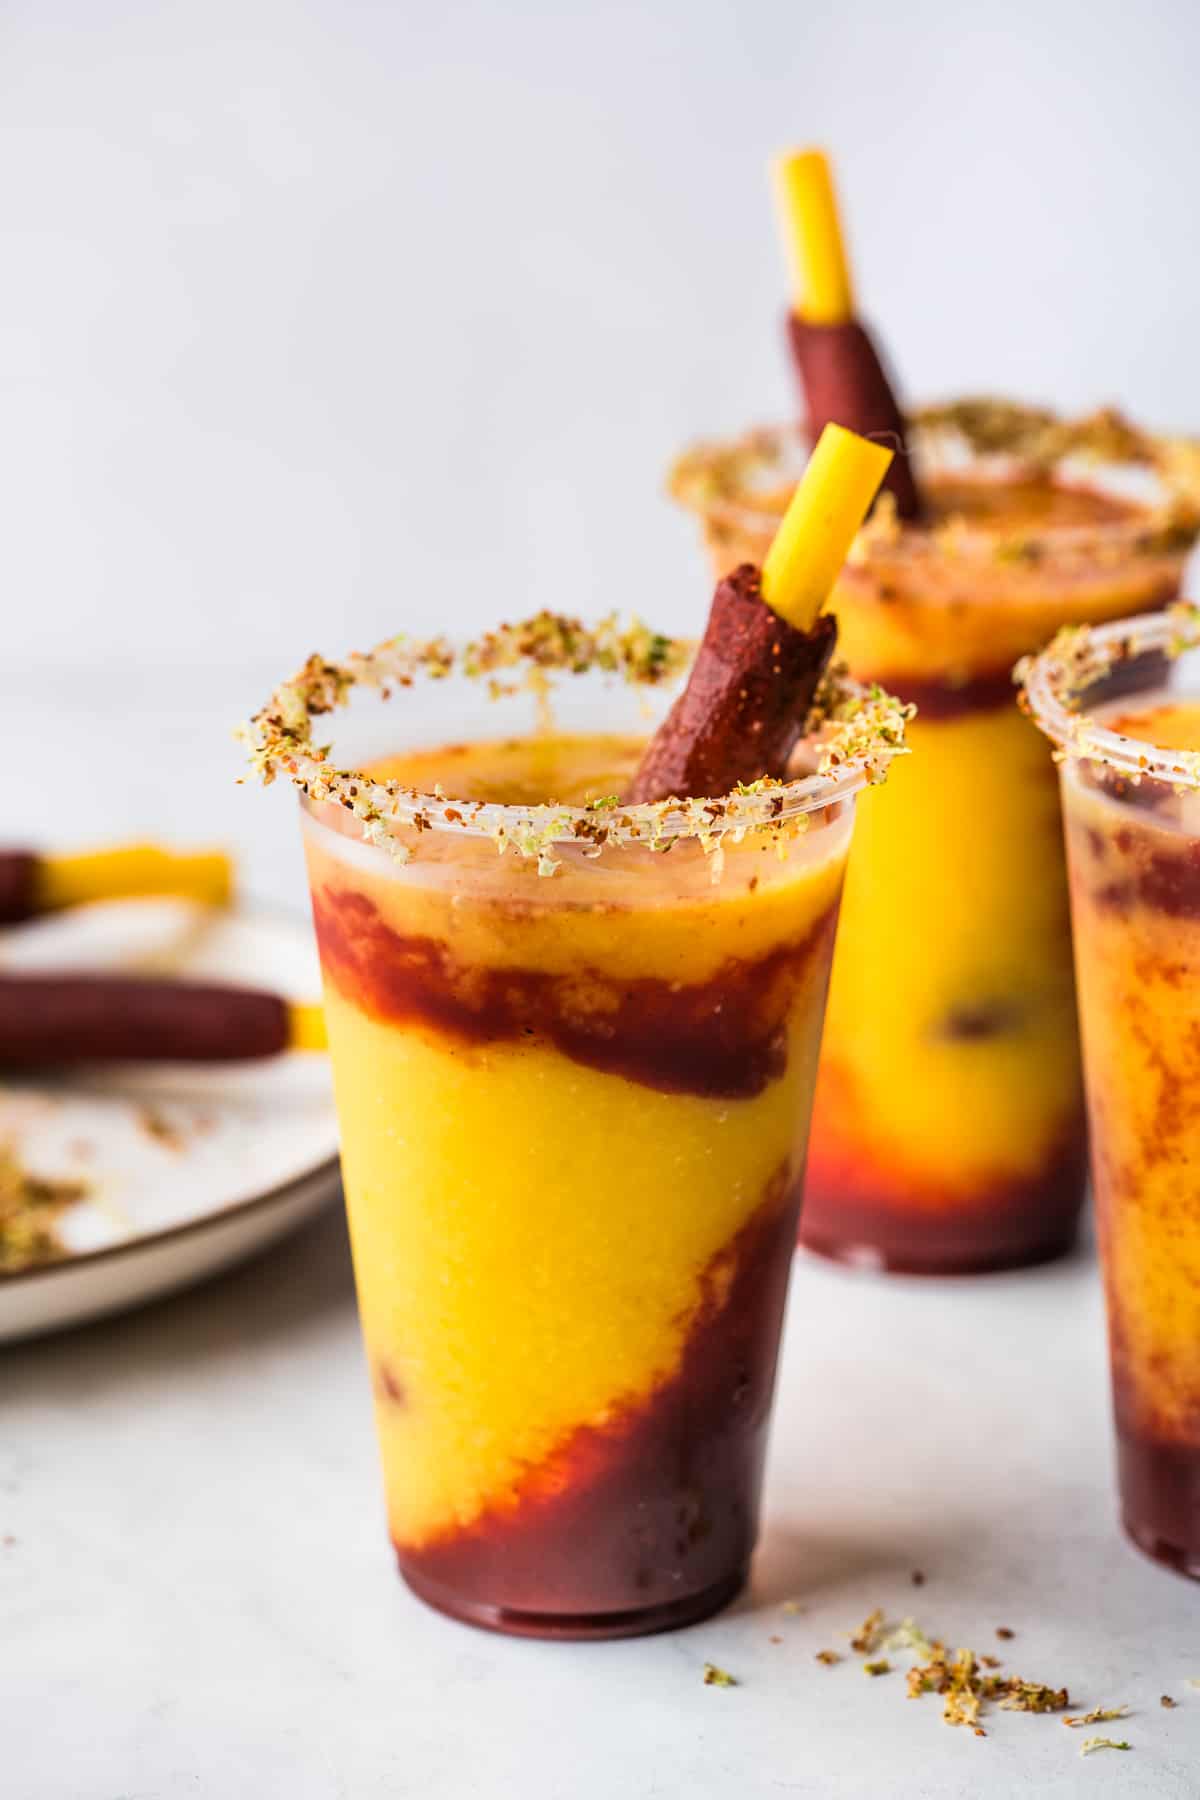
left=673, top=409, right=1198, bottom=1271
left=669, top=147, right=1200, bottom=1272
left=245, top=621, right=904, bottom=1638
left=1024, top=606, right=1200, bottom=1577
left=243, top=435, right=909, bottom=1636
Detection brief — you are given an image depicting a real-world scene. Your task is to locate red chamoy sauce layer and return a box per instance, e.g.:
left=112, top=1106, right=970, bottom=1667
left=311, top=885, right=839, bottom=1102
left=801, top=1123, right=1088, bottom=1276
left=399, top=1165, right=799, bottom=1638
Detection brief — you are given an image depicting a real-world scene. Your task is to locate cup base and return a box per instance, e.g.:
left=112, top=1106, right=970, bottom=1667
left=801, top=1134, right=1087, bottom=1276
left=398, top=1560, right=748, bottom=1640
left=799, top=1225, right=1076, bottom=1278
left=1122, top=1516, right=1200, bottom=1582
left=1117, top=1431, right=1200, bottom=1581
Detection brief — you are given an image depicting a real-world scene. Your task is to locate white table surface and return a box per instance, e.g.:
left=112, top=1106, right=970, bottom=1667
left=4, top=669, right=1199, bottom=1799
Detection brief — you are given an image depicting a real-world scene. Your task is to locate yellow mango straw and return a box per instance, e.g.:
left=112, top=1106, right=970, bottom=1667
left=760, top=423, right=892, bottom=630
left=774, top=147, right=855, bottom=325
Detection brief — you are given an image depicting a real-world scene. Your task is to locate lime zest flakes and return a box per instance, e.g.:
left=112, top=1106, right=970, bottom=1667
left=1014, top=620, right=1105, bottom=714
left=909, top=402, right=1200, bottom=553
left=668, top=423, right=791, bottom=513
left=999, top=1680, right=1070, bottom=1715
left=1020, top=607, right=1200, bottom=793
left=814, top=676, right=915, bottom=786
left=909, top=1649, right=985, bottom=1729
left=242, top=612, right=910, bottom=871
left=1064, top=1706, right=1130, bottom=1729
left=455, top=612, right=693, bottom=686
left=866, top=1614, right=1069, bottom=1731
left=799, top=1603, right=1164, bottom=1759
left=702, top=1662, right=737, bottom=1687
left=881, top=1617, right=939, bottom=1662
left=0, top=1147, right=89, bottom=1274
left=849, top=1608, right=886, bottom=1655
left=916, top=398, right=1148, bottom=470
left=670, top=399, right=1200, bottom=563
left=1167, top=598, right=1200, bottom=658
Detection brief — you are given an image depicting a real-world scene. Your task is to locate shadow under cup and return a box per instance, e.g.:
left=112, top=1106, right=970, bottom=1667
left=295, top=651, right=866, bottom=1638
left=1025, top=610, right=1200, bottom=1578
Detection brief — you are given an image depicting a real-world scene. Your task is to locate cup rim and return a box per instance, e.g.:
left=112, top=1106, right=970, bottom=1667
left=668, top=402, right=1200, bottom=569
left=1019, top=603, right=1200, bottom=790
left=240, top=612, right=912, bottom=869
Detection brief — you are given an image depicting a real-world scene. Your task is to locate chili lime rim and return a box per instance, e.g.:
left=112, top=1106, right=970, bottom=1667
left=240, top=611, right=912, bottom=870
left=1018, top=602, right=1200, bottom=790
left=669, top=400, right=1200, bottom=559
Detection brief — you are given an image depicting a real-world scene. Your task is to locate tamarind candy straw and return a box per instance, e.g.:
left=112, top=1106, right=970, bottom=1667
left=626, top=424, right=892, bottom=804
left=0, top=976, right=326, bottom=1065
left=0, top=844, right=234, bottom=926
left=774, top=148, right=923, bottom=520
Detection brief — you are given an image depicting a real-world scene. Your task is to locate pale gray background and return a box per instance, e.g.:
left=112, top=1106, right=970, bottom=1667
left=2, top=0, right=1199, bottom=678
left=6, top=11, right=1200, bottom=1796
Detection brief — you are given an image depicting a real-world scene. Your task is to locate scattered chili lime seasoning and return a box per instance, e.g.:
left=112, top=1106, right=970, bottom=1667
left=1064, top=1706, right=1130, bottom=1729
left=702, top=1663, right=737, bottom=1688
left=1079, top=1737, right=1130, bottom=1757
left=902, top=1632, right=1068, bottom=1730
left=138, top=1107, right=186, bottom=1151
left=0, top=1148, right=87, bottom=1274
left=850, top=1608, right=885, bottom=1655
left=999, top=1681, right=1069, bottom=1715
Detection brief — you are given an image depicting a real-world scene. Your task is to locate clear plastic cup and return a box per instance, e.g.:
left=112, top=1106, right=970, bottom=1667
left=1024, top=605, right=1200, bottom=1576
left=246, top=617, right=906, bottom=1636
left=671, top=409, right=1197, bottom=1272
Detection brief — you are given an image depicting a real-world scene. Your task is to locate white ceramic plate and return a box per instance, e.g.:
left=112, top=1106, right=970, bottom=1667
left=0, top=899, right=340, bottom=1343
